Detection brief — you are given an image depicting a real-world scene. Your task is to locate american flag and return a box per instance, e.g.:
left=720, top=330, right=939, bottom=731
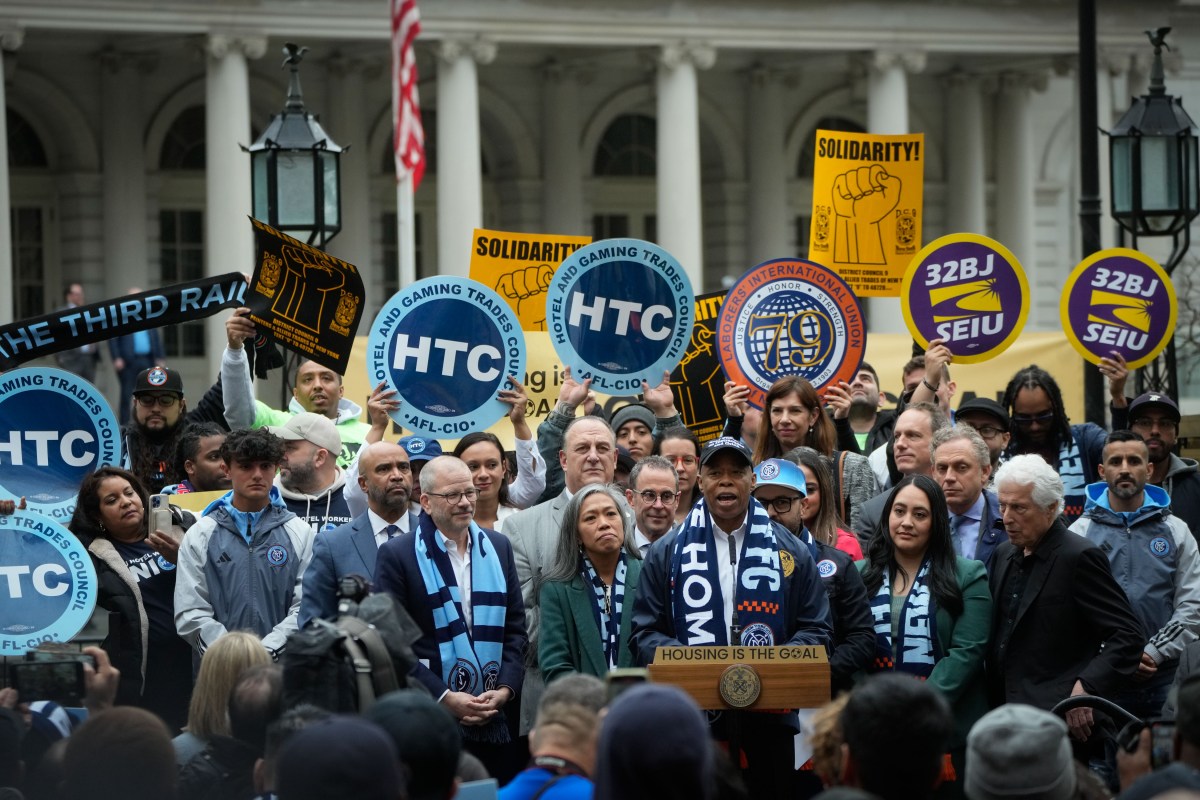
left=391, top=0, right=424, bottom=187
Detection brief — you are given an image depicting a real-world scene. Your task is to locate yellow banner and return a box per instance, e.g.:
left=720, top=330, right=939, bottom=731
left=807, top=131, right=924, bottom=298
left=469, top=228, right=592, bottom=331
left=864, top=332, right=1085, bottom=420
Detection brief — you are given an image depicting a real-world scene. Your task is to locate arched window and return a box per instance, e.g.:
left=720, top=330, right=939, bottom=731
left=797, top=116, right=865, bottom=178
left=7, top=109, right=48, bottom=168
left=159, top=106, right=207, bottom=170
left=593, top=114, right=657, bottom=177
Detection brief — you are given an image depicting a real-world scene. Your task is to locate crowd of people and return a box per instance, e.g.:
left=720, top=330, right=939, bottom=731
left=4, top=308, right=1200, bottom=800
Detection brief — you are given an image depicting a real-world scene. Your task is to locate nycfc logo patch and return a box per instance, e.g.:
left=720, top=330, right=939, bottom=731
left=266, top=545, right=289, bottom=566
left=740, top=622, right=775, bottom=647
left=817, top=559, right=837, bottom=577
left=147, top=367, right=168, bottom=386
left=483, top=661, right=500, bottom=691
left=759, top=462, right=780, bottom=480
left=156, top=555, right=176, bottom=572
left=450, top=659, right=479, bottom=692
left=1150, top=537, right=1171, bottom=557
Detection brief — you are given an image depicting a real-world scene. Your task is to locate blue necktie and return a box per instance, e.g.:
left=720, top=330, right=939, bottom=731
left=950, top=515, right=964, bottom=557
left=384, top=524, right=399, bottom=540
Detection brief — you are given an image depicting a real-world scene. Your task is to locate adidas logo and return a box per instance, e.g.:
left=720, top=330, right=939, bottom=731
left=216, top=552, right=232, bottom=564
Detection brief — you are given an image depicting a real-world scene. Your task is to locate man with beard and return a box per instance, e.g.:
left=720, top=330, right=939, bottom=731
left=122, top=309, right=257, bottom=493
left=165, top=423, right=231, bottom=494
left=299, top=441, right=417, bottom=626
left=1127, top=391, right=1200, bottom=537
left=1070, top=430, right=1200, bottom=722
left=251, top=359, right=372, bottom=468
left=268, top=413, right=353, bottom=534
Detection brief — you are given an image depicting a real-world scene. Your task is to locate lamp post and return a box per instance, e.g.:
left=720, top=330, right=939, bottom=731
left=1108, top=27, right=1200, bottom=397
left=247, top=43, right=346, bottom=248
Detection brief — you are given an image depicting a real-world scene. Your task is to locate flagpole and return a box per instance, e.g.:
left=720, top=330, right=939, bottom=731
left=397, top=172, right=417, bottom=289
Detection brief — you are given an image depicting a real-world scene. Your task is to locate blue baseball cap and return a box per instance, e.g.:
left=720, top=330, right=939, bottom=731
left=753, top=458, right=807, bottom=496
left=398, top=436, right=443, bottom=463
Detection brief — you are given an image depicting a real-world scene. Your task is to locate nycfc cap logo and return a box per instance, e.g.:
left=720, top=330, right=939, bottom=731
left=817, top=559, right=837, bottom=577
left=1150, top=537, right=1170, bottom=557
left=759, top=462, right=779, bottom=480
left=266, top=545, right=289, bottom=566
left=147, top=367, right=168, bottom=386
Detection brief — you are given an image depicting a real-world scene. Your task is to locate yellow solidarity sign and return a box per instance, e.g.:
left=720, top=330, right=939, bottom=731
left=469, top=228, right=591, bottom=332
left=807, top=130, right=925, bottom=298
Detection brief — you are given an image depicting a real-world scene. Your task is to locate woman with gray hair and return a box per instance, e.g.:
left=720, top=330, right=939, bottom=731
left=538, top=484, right=643, bottom=683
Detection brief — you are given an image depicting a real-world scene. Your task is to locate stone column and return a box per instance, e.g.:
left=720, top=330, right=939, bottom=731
left=657, top=41, right=715, bottom=291
left=436, top=37, right=495, bottom=277
left=943, top=73, right=986, bottom=235
left=326, top=55, right=376, bottom=280
left=994, top=71, right=1045, bottom=269
left=866, top=49, right=925, bottom=333
left=100, top=50, right=155, bottom=301
left=746, top=65, right=788, bottom=264
left=0, top=26, right=24, bottom=326
left=205, top=33, right=265, bottom=376
left=541, top=60, right=585, bottom=236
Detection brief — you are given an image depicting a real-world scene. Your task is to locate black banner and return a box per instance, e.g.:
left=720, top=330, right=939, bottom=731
left=246, top=219, right=366, bottom=375
left=668, top=290, right=728, bottom=444
left=0, top=273, right=247, bottom=371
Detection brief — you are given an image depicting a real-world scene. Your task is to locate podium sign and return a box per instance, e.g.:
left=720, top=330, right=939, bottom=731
left=648, top=645, right=830, bottom=711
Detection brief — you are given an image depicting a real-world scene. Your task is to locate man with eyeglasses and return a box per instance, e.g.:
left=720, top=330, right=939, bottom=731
left=625, top=455, right=680, bottom=556
left=631, top=437, right=831, bottom=797
left=752, top=457, right=874, bottom=697
left=954, top=397, right=1011, bottom=477
left=299, top=441, right=416, bottom=627
left=1126, top=392, right=1200, bottom=537
left=374, top=455, right=526, bottom=780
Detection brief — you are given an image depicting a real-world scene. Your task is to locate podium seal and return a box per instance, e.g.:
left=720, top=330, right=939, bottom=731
left=719, top=663, right=762, bottom=709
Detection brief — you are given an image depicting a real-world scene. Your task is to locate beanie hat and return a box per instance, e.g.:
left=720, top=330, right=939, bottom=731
left=965, top=704, right=1076, bottom=800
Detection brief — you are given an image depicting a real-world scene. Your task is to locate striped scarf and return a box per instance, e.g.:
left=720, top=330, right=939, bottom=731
left=670, top=497, right=786, bottom=647
left=868, top=559, right=939, bottom=679
left=414, top=514, right=510, bottom=743
left=581, top=551, right=627, bottom=670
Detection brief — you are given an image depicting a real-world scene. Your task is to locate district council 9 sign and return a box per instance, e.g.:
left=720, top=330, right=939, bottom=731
left=545, top=239, right=694, bottom=393
left=367, top=277, right=526, bottom=437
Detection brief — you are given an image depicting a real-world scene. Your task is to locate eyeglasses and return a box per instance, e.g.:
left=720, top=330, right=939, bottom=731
left=426, top=488, right=478, bottom=504
left=1132, top=417, right=1178, bottom=433
left=1011, top=412, right=1054, bottom=428
left=757, top=495, right=801, bottom=513
left=636, top=490, right=679, bottom=506
left=136, top=394, right=179, bottom=408
left=973, top=425, right=1006, bottom=440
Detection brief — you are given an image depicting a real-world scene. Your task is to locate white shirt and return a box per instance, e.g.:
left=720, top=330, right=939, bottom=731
left=437, top=528, right=473, bottom=631
left=711, top=515, right=747, bottom=640
left=634, top=527, right=653, bottom=557
left=370, top=508, right=410, bottom=549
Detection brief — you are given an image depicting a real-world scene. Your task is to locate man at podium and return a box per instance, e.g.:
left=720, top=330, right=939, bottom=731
left=630, top=436, right=833, bottom=797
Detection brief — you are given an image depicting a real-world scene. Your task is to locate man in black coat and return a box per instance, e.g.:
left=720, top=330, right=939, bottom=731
left=987, top=454, right=1144, bottom=743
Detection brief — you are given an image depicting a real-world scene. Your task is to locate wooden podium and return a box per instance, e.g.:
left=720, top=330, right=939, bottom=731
left=646, top=645, right=830, bottom=711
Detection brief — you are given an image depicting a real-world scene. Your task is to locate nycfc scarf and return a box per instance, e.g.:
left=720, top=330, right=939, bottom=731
left=670, top=498, right=787, bottom=647
left=414, top=514, right=510, bottom=743
left=581, top=552, right=627, bottom=670
left=868, top=560, right=939, bottom=679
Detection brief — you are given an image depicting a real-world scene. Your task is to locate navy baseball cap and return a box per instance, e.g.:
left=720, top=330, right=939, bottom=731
left=699, top=436, right=754, bottom=468
left=399, top=436, right=443, bottom=463
left=1128, top=391, right=1181, bottom=424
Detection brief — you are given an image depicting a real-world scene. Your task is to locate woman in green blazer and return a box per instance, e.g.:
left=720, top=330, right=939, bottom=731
left=539, top=484, right=643, bottom=684
left=858, top=475, right=992, bottom=799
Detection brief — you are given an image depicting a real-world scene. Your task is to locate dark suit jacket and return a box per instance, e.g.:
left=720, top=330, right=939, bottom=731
left=373, top=515, right=527, bottom=698
left=986, top=518, right=1144, bottom=711
left=538, top=558, right=643, bottom=684
left=972, top=490, right=1006, bottom=569
left=108, top=329, right=165, bottom=365
left=298, top=509, right=419, bottom=627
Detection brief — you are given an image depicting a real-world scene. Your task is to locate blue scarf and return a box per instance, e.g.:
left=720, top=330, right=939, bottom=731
left=868, top=559, right=939, bottom=679
left=581, top=552, right=627, bottom=670
left=413, top=513, right=510, bottom=743
left=670, top=497, right=787, bottom=646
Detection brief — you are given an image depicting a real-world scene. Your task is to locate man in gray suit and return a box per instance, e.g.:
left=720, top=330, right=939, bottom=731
left=505, top=415, right=618, bottom=735
left=298, top=441, right=417, bottom=627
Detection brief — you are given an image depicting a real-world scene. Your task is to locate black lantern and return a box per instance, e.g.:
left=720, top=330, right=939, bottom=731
left=247, top=43, right=345, bottom=246
left=1109, top=28, right=1200, bottom=239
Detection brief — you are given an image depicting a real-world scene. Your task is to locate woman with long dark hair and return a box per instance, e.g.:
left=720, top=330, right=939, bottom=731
left=68, top=466, right=195, bottom=732
left=858, top=474, right=991, bottom=795
left=724, top=376, right=878, bottom=533
left=538, top=484, right=642, bottom=683
left=656, top=426, right=702, bottom=524
left=453, top=431, right=519, bottom=531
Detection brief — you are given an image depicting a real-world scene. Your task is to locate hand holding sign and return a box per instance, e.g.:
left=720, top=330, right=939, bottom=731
left=1099, top=351, right=1130, bottom=405
left=225, top=307, right=257, bottom=350
left=0, top=497, right=26, bottom=516
left=642, top=371, right=678, bottom=418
